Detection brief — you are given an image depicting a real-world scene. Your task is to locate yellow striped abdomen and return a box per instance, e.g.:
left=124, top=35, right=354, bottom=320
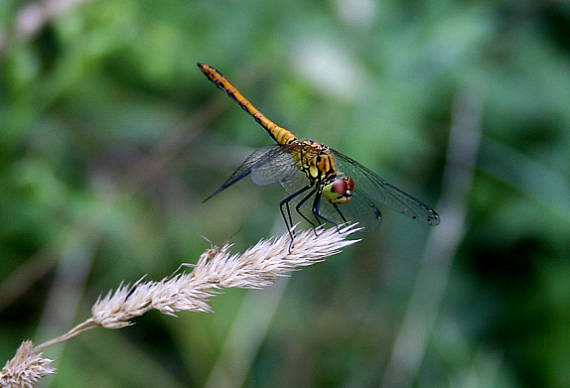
left=197, top=63, right=297, bottom=146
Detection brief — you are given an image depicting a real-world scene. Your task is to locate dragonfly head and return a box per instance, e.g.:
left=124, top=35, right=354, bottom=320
left=323, top=176, right=354, bottom=204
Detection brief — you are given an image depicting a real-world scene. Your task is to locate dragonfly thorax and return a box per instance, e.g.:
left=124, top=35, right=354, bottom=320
left=323, top=176, right=354, bottom=204
left=289, top=139, right=354, bottom=204
left=291, top=140, right=334, bottom=180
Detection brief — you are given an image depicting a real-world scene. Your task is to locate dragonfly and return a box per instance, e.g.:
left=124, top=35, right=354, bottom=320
left=198, top=62, right=440, bottom=241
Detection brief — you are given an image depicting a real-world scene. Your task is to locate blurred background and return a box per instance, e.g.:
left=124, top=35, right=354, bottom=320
left=1, top=0, right=568, bottom=387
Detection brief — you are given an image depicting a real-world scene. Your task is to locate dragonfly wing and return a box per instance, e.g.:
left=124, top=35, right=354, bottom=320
left=331, top=149, right=440, bottom=225
left=329, top=190, right=382, bottom=228
left=279, top=168, right=310, bottom=194
left=250, top=146, right=300, bottom=186
left=204, top=146, right=299, bottom=202
left=288, top=180, right=381, bottom=230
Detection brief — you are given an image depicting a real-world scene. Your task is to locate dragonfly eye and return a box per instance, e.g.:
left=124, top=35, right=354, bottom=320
left=324, top=177, right=354, bottom=204
left=332, top=179, right=347, bottom=195
left=332, top=177, right=353, bottom=196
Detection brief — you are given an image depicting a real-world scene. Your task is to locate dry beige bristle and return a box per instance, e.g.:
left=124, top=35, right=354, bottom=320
left=0, top=340, right=55, bottom=388
left=92, top=224, right=360, bottom=328
left=2, top=224, right=360, bottom=386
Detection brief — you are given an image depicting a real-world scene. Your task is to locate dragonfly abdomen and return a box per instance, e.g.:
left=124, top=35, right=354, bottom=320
left=197, top=62, right=297, bottom=146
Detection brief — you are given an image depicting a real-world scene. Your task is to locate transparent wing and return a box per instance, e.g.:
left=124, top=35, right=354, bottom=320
left=331, top=148, right=440, bottom=225
left=278, top=151, right=382, bottom=230
left=287, top=176, right=382, bottom=230
left=322, top=188, right=383, bottom=229
left=250, top=146, right=300, bottom=186
left=203, top=145, right=300, bottom=202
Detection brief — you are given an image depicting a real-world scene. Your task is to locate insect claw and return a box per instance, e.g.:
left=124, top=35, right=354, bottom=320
left=312, top=226, right=320, bottom=237
left=287, top=237, right=294, bottom=254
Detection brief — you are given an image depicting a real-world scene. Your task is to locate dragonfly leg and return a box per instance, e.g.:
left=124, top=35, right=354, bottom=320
left=331, top=203, right=349, bottom=233
left=312, top=191, right=340, bottom=230
left=280, top=184, right=313, bottom=243
left=294, top=187, right=320, bottom=236
left=332, top=203, right=348, bottom=223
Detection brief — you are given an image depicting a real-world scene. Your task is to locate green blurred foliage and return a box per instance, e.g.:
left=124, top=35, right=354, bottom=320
left=0, top=0, right=568, bottom=387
